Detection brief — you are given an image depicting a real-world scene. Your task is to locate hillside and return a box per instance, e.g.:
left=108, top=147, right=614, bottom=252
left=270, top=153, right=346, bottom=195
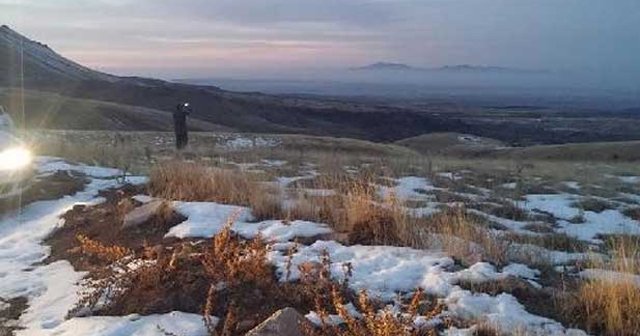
left=0, top=88, right=231, bottom=132
left=489, top=140, right=640, bottom=161
left=395, top=132, right=504, bottom=156
left=2, top=26, right=640, bottom=145
left=0, top=25, right=116, bottom=87
left=0, top=26, right=466, bottom=141
left=395, top=132, right=640, bottom=162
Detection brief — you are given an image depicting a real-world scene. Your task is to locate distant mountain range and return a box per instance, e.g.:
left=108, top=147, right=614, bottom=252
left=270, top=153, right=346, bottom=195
left=352, top=62, right=543, bottom=74
left=2, top=26, right=637, bottom=145
left=351, top=62, right=416, bottom=71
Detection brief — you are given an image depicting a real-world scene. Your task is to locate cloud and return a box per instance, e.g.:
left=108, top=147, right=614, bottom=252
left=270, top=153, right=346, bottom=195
left=1, top=0, right=639, bottom=78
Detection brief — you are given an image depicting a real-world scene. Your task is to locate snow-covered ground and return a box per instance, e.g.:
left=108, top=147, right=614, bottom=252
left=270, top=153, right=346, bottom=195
left=524, top=194, right=640, bottom=242
left=4, top=157, right=640, bottom=335
left=268, top=241, right=584, bottom=335
left=0, top=159, right=158, bottom=335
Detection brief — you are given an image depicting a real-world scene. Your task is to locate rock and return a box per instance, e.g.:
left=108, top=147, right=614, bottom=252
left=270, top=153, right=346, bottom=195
left=237, top=319, right=257, bottom=332
left=245, top=307, right=308, bottom=336
left=122, top=200, right=164, bottom=229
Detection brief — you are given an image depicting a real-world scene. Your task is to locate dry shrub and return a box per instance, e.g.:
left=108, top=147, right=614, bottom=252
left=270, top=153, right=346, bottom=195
left=69, top=215, right=275, bottom=321
left=559, top=239, right=640, bottom=335
left=69, top=212, right=451, bottom=335
left=307, top=287, right=444, bottom=336
left=297, top=248, right=443, bottom=336
left=342, top=185, right=401, bottom=245
left=74, top=234, right=132, bottom=264
left=202, top=217, right=272, bottom=286
left=472, top=323, right=501, bottom=336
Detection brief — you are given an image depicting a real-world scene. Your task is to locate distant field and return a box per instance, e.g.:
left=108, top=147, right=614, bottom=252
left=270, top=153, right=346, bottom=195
left=489, top=140, right=640, bottom=161
left=395, top=132, right=640, bottom=162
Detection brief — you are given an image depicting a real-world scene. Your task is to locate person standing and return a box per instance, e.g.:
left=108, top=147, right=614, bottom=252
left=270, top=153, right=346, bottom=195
left=174, top=102, right=190, bottom=150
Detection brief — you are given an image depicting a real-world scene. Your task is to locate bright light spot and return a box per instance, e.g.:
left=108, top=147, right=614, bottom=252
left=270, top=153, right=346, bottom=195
left=0, top=147, right=33, bottom=171
left=184, top=103, right=190, bottom=107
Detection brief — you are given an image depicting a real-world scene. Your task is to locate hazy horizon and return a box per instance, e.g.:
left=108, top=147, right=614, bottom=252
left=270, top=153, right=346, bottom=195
left=1, top=0, right=639, bottom=83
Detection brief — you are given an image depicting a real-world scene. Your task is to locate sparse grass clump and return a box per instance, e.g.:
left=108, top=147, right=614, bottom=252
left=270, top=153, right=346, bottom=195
left=425, top=208, right=510, bottom=266
left=503, top=232, right=588, bottom=253
left=572, top=197, right=614, bottom=213
left=622, top=207, right=640, bottom=221
left=283, top=172, right=422, bottom=247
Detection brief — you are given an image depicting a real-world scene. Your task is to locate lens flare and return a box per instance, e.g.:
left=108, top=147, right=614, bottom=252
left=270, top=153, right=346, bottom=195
left=0, top=147, right=33, bottom=171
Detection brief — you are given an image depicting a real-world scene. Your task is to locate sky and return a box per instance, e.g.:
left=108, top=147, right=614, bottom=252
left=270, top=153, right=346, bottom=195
left=1, top=0, right=639, bottom=80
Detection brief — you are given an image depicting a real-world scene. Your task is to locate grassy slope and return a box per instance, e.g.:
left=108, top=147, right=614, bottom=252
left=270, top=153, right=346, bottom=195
left=395, top=132, right=640, bottom=162
left=395, top=132, right=504, bottom=156
left=0, top=88, right=232, bottom=132
left=491, top=141, right=640, bottom=161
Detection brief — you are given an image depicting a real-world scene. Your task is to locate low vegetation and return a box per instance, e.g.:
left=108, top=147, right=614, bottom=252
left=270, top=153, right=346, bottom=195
left=22, top=131, right=640, bottom=335
left=558, top=239, right=640, bottom=335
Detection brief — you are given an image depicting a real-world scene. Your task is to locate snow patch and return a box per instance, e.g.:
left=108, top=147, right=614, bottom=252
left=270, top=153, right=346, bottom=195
left=166, top=200, right=332, bottom=242
left=45, top=311, right=213, bottom=336
left=0, top=158, right=144, bottom=334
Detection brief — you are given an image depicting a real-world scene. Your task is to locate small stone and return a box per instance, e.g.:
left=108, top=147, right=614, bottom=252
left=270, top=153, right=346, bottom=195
left=122, top=200, right=163, bottom=229
left=245, top=307, right=308, bottom=336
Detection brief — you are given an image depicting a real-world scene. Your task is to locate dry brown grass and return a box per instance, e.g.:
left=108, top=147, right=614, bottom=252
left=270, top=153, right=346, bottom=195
left=74, top=234, right=133, bottom=264
left=307, top=287, right=445, bottom=336
left=148, top=161, right=420, bottom=247
left=502, top=232, right=588, bottom=254
left=148, top=161, right=255, bottom=204
left=69, top=216, right=280, bottom=332
left=202, top=216, right=272, bottom=286
left=148, top=160, right=283, bottom=220
left=423, top=208, right=511, bottom=266
left=559, top=239, right=640, bottom=335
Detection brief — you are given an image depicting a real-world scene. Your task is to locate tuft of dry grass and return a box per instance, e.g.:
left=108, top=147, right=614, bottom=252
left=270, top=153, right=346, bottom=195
left=148, top=161, right=255, bottom=204
left=148, top=160, right=284, bottom=221
left=572, top=197, right=614, bottom=213
left=424, top=208, right=511, bottom=266
left=571, top=280, right=640, bottom=335
left=559, top=238, right=640, bottom=335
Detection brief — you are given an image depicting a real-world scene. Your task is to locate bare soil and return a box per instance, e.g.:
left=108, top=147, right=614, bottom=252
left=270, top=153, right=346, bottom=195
left=0, top=297, right=27, bottom=336
left=44, top=184, right=183, bottom=271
